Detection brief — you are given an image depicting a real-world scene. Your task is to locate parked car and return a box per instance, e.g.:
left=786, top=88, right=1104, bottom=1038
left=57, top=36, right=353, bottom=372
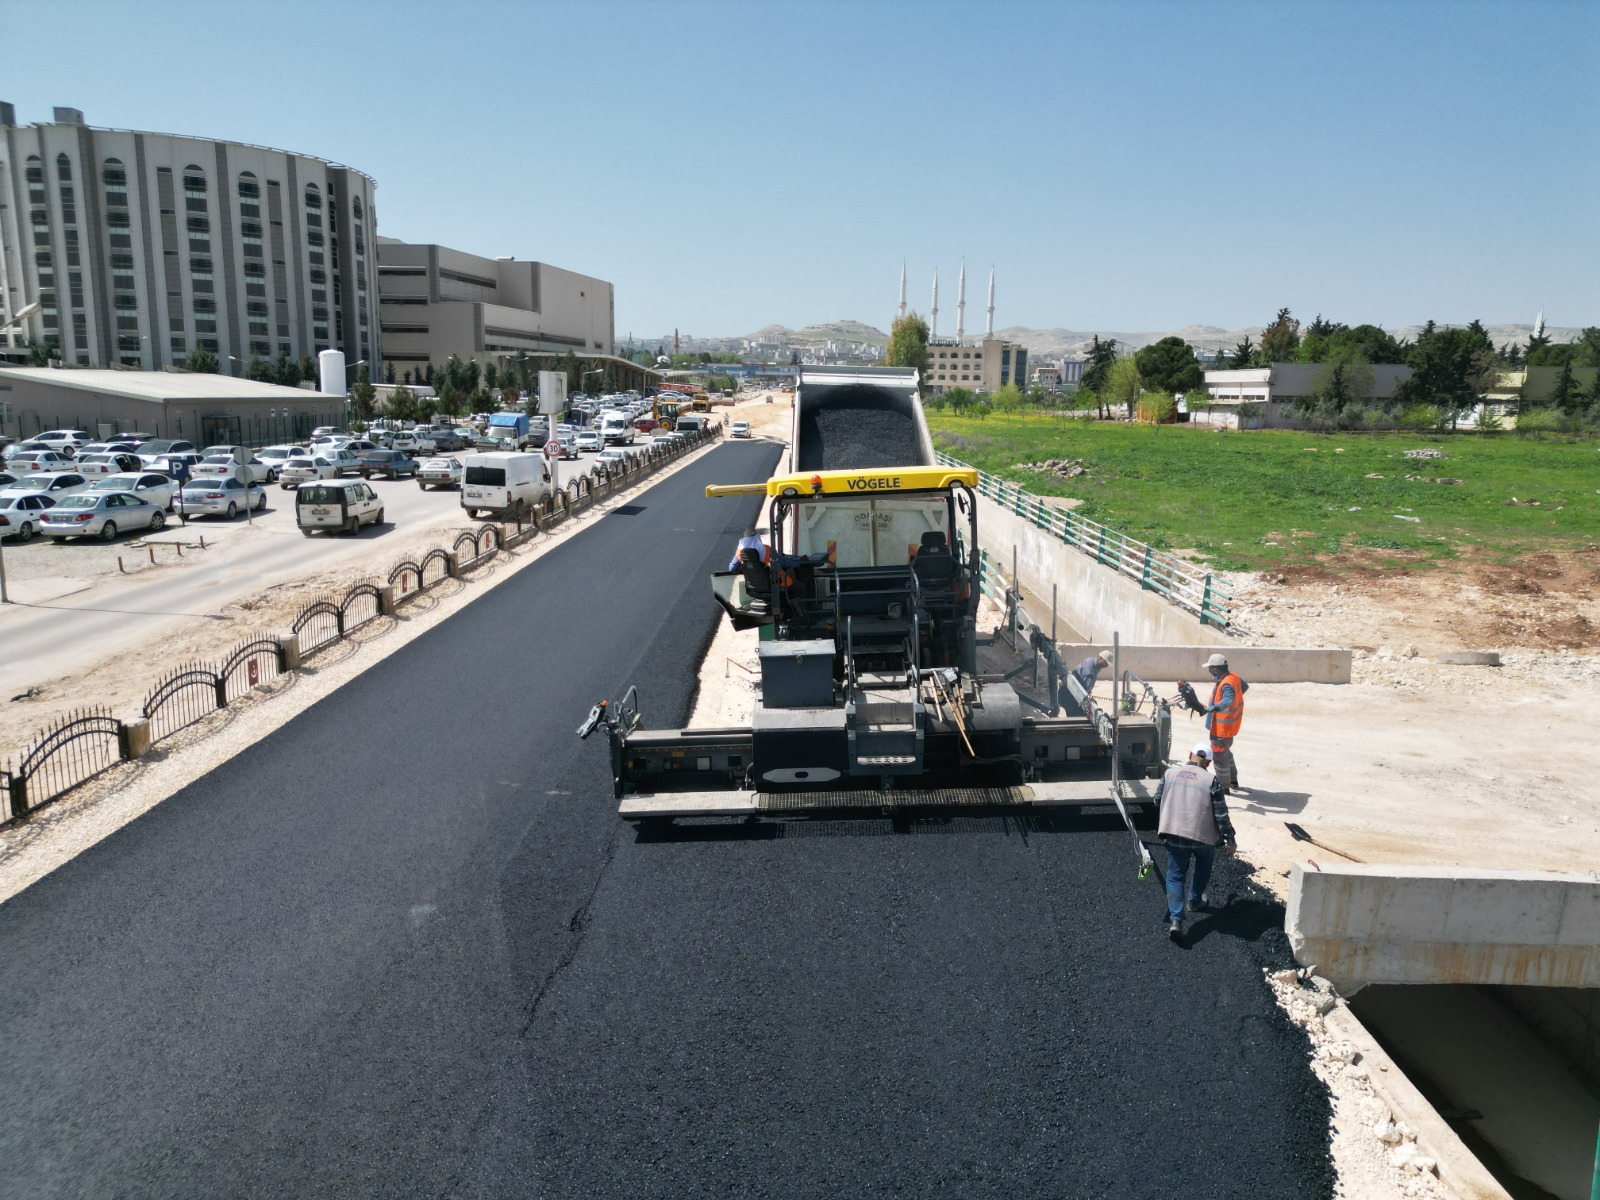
left=390, top=430, right=435, bottom=455
left=575, top=430, right=604, bottom=453
left=277, top=456, right=339, bottom=489
left=427, top=426, right=470, bottom=451
left=357, top=449, right=419, bottom=480
left=72, top=451, right=144, bottom=480
left=730, top=421, right=752, bottom=439
left=6, top=448, right=79, bottom=473
left=258, top=444, right=311, bottom=473
left=138, top=439, right=197, bottom=465
left=1, top=472, right=91, bottom=501
left=310, top=426, right=345, bottom=440
left=0, top=493, right=57, bottom=541
left=596, top=448, right=634, bottom=469
left=41, top=491, right=168, bottom=541
left=192, top=453, right=274, bottom=484
left=87, top=471, right=180, bottom=511
left=296, top=479, right=383, bottom=536
left=343, top=439, right=382, bottom=455
left=416, top=456, right=464, bottom=490
left=77, top=441, right=141, bottom=457
left=0, top=470, right=15, bottom=490
left=34, top=429, right=92, bottom=455
left=177, top=477, right=266, bottom=520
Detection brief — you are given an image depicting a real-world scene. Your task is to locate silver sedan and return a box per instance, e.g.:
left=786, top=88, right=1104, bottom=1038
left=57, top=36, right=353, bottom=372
left=177, top=477, right=267, bottom=520
left=40, top=492, right=168, bottom=541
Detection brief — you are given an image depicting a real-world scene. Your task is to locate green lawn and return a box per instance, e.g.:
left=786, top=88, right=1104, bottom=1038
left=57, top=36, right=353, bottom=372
left=927, top=414, right=1600, bottom=571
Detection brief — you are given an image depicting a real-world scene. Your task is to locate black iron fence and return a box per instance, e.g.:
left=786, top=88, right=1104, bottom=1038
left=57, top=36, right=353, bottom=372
left=1, top=424, right=723, bottom=826
left=5, top=707, right=125, bottom=819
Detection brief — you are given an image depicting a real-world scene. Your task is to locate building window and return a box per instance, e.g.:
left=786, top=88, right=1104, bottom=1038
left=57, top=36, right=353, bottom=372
left=59, top=184, right=76, bottom=225
left=25, top=156, right=43, bottom=185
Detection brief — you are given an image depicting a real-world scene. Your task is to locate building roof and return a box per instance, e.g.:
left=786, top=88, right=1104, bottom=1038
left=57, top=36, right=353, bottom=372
left=0, top=368, right=339, bottom=403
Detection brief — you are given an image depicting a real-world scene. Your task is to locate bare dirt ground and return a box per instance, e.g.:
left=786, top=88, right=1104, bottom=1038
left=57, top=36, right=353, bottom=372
left=1219, top=551, right=1600, bottom=895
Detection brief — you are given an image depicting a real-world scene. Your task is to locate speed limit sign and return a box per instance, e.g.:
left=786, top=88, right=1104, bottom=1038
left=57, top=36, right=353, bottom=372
left=544, top=439, right=562, bottom=459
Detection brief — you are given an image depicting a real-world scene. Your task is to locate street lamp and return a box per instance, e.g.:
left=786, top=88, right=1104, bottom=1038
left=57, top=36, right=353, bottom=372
left=343, top=360, right=369, bottom=428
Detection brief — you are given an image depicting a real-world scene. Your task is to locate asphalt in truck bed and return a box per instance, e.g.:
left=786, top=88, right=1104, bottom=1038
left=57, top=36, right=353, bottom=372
left=0, top=439, right=1332, bottom=1198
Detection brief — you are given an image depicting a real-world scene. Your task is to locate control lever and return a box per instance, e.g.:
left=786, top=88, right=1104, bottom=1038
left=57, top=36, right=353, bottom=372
left=576, top=700, right=608, bottom=739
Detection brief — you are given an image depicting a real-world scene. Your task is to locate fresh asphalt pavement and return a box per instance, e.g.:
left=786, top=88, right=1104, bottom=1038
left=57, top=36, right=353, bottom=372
left=0, top=439, right=1333, bottom=1198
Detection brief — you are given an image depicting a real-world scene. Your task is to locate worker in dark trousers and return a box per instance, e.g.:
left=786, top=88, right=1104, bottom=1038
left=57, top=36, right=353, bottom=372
left=1062, top=651, right=1109, bottom=718
left=1155, top=743, right=1237, bottom=941
left=1200, top=652, right=1248, bottom=793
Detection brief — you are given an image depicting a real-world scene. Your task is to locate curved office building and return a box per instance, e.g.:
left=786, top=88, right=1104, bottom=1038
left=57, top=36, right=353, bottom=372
left=0, top=103, right=379, bottom=373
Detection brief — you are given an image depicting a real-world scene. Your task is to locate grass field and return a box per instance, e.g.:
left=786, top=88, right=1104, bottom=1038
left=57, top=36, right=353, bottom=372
left=927, top=414, right=1600, bottom=571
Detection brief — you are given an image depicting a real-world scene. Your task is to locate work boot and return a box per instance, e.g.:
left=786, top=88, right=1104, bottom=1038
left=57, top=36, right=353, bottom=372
left=1186, top=893, right=1207, bottom=914
left=1168, top=919, right=1183, bottom=942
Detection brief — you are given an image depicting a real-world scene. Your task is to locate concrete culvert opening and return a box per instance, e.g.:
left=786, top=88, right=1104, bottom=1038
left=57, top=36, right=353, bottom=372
left=1349, top=984, right=1600, bottom=1199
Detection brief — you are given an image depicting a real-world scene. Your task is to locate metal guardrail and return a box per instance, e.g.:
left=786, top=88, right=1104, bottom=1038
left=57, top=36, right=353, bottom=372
left=937, top=450, right=1230, bottom=628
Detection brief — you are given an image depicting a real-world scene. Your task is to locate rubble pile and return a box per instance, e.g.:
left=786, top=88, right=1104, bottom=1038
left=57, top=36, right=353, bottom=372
left=1014, top=458, right=1088, bottom=478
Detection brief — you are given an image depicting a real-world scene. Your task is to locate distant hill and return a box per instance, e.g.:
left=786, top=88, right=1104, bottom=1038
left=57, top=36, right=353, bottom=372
left=670, top=319, right=1586, bottom=359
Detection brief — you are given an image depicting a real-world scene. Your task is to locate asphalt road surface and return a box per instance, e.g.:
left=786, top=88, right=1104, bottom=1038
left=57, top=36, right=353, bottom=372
left=0, top=439, right=1332, bottom=1198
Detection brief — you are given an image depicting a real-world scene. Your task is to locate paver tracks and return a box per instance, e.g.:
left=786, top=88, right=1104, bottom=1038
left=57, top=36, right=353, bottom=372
left=0, top=441, right=1332, bottom=1197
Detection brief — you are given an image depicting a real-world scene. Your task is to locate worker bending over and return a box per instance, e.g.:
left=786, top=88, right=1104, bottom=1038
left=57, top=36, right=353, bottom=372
left=1063, top=651, right=1109, bottom=719
left=1155, top=743, right=1237, bottom=941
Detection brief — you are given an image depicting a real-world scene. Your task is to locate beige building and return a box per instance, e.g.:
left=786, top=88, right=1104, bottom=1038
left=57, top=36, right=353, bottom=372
left=376, top=238, right=614, bottom=376
left=0, top=366, right=344, bottom=446
left=1, top=103, right=378, bottom=373
left=923, top=337, right=1029, bottom=395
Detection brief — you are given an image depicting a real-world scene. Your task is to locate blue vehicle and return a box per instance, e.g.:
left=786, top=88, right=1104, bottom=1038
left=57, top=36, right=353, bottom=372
left=486, top=412, right=530, bottom=449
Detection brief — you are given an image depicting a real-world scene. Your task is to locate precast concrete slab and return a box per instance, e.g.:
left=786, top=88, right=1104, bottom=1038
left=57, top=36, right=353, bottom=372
left=1062, top=642, right=1353, bottom=684
left=1287, top=862, right=1600, bottom=991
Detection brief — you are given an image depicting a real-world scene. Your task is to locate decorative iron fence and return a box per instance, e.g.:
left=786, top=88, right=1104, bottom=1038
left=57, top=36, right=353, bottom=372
left=143, top=665, right=223, bottom=744
left=8, top=707, right=124, bottom=817
left=935, top=450, right=1231, bottom=628
left=419, top=548, right=452, bottom=587
left=340, top=583, right=383, bottom=633
left=292, top=597, right=343, bottom=653
left=220, top=637, right=287, bottom=702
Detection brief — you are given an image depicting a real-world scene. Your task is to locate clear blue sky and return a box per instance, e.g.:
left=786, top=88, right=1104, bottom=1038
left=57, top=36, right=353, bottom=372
left=8, top=0, right=1596, bottom=339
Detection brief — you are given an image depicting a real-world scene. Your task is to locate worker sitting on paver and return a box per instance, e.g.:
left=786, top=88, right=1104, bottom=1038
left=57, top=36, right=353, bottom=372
left=1200, top=652, right=1247, bottom=793
left=1155, top=743, right=1237, bottom=941
left=1063, top=651, right=1109, bottom=718
left=728, top=526, right=768, bottom=571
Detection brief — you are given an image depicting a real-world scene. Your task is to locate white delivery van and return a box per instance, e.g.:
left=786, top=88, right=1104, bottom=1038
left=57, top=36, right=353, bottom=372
left=461, top=451, right=551, bottom=521
left=599, top=410, right=635, bottom=445
left=296, top=479, right=384, bottom=536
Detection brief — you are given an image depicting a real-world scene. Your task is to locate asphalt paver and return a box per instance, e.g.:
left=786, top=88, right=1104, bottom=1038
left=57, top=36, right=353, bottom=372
left=0, top=439, right=1332, bottom=1198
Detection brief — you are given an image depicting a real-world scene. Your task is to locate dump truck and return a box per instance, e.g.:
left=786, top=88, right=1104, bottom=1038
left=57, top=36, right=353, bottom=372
left=580, top=366, right=1171, bottom=837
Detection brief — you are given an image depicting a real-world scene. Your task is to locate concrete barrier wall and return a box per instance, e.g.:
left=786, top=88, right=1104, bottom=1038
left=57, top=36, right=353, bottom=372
left=1287, top=862, right=1600, bottom=992
left=1060, top=643, right=1352, bottom=684
left=977, top=493, right=1212, bottom=646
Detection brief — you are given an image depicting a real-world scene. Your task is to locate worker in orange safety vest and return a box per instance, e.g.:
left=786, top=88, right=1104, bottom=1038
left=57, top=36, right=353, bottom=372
left=1199, top=652, right=1247, bottom=793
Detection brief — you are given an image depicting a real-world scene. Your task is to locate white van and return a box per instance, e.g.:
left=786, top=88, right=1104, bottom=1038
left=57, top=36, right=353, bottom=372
left=461, top=451, right=551, bottom=521
left=296, top=479, right=384, bottom=536
left=599, top=410, right=635, bottom=445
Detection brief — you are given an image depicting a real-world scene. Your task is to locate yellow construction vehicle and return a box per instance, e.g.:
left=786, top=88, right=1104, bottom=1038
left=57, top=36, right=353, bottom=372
left=580, top=367, right=1172, bottom=836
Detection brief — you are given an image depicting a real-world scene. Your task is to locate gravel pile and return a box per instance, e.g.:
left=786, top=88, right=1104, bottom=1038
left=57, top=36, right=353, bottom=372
left=801, top=406, right=921, bottom=470
left=1401, top=448, right=1446, bottom=460
left=1015, top=457, right=1087, bottom=478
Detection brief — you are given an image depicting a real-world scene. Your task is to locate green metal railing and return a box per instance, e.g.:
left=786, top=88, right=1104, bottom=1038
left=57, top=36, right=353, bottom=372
left=939, top=450, right=1231, bottom=628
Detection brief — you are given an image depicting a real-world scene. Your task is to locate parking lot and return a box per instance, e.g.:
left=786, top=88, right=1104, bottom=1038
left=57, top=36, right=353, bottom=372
left=0, top=437, right=662, bottom=593
left=0, top=433, right=677, bottom=707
